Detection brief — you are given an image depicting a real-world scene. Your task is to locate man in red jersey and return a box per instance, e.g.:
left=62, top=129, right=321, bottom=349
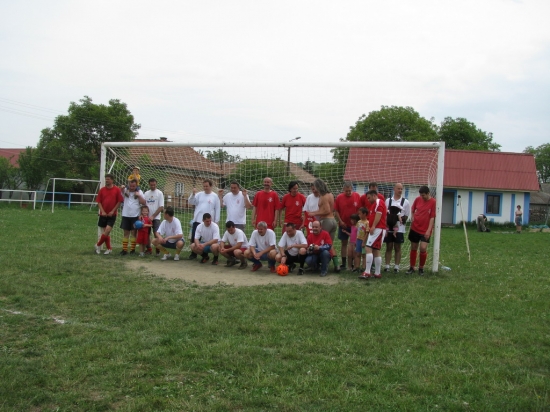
left=360, top=182, right=385, bottom=208
left=406, top=186, right=436, bottom=276
left=305, top=221, right=333, bottom=277
left=95, top=174, right=123, bottom=255
left=251, top=177, right=281, bottom=230
left=278, top=180, right=306, bottom=234
left=359, top=190, right=387, bottom=280
left=334, top=182, right=361, bottom=270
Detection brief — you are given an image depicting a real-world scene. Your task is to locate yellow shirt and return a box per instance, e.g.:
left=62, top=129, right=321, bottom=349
left=356, top=219, right=370, bottom=242
left=128, top=173, right=141, bottom=186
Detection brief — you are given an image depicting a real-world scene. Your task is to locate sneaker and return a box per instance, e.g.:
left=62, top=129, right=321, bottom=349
left=174, top=254, right=180, bottom=261
left=334, top=265, right=341, bottom=273
left=238, top=261, right=248, bottom=270
left=351, top=268, right=359, bottom=273
left=320, top=271, right=327, bottom=277
left=418, top=268, right=424, bottom=276
left=383, top=267, right=390, bottom=272
left=139, top=252, right=145, bottom=257
left=358, top=272, right=371, bottom=279
left=394, top=267, right=399, bottom=273
left=269, top=265, right=276, bottom=273
left=251, top=263, right=263, bottom=272
left=155, top=251, right=160, bottom=257
left=129, top=250, right=136, bottom=255
left=95, top=245, right=101, bottom=255
left=289, top=263, right=296, bottom=273
left=212, top=258, right=218, bottom=266
left=373, top=273, right=382, bottom=279
left=406, top=267, right=416, bottom=274
left=104, top=249, right=112, bottom=255
left=119, top=250, right=128, bottom=256
left=145, top=249, right=152, bottom=255
left=226, top=258, right=237, bottom=267
left=339, top=264, right=347, bottom=270
left=200, top=256, right=210, bottom=264
left=161, top=254, right=170, bottom=261
left=298, top=268, right=304, bottom=275
left=188, top=253, right=197, bottom=260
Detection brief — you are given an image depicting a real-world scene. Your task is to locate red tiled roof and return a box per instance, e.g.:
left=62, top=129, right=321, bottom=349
left=0, top=148, right=25, bottom=167
left=344, top=147, right=539, bottom=191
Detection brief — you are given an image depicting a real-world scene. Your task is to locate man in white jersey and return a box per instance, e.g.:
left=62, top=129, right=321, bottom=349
left=275, top=222, right=308, bottom=275
left=219, top=220, right=249, bottom=269
left=118, top=179, right=146, bottom=255
left=190, top=212, right=221, bottom=265
left=218, top=180, right=252, bottom=231
left=143, top=178, right=165, bottom=256
left=384, top=183, right=411, bottom=273
left=244, top=221, right=277, bottom=273
left=152, top=206, right=184, bottom=261
left=188, top=179, right=220, bottom=260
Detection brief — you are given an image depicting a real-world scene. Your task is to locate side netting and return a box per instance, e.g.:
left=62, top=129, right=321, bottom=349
left=100, top=141, right=444, bottom=272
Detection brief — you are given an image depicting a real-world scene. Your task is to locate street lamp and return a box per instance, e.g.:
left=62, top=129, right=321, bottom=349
left=287, top=137, right=301, bottom=174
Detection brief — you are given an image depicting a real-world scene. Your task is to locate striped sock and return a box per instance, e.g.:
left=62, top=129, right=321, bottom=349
left=130, top=237, right=137, bottom=252
left=122, top=238, right=129, bottom=252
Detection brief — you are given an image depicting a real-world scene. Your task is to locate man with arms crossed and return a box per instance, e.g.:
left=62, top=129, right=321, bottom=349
left=95, top=174, right=123, bottom=255
left=359, top=190, right=387, bottom=279
left=407, top=186, right=436, bottom=275
left=334, top=182, right=361, bottom=270
left=218, top=181, right=252, bottom=231
left=190, top=213, right=221, bottom=265
left=245, top=221, right=278, bottom=272
left=188, top=179, right=220, bottom=260
left=384, top=183, right=410, bottom=272
left=251, top=177, right=281, bottom=230
left=276, top=222, right=308, bottom=275
left=278, top=181, right=306, bottom=234
left=219, top=220, right=250, bottom=269
left=144, top=178, right=165, bottom=256
left=152, top=206, right=185, bottom=261
left=305, top=221, right=333, bottom=277
left=119, top=179, right=146, bottom=255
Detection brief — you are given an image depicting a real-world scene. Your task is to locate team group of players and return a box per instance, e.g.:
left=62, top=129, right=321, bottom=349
left=95, top=168, right=436, bottom=278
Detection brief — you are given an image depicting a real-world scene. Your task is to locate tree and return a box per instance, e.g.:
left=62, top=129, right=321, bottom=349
left=0, top=156, right=22, bottom=198
left=35, top=96, right=140, bottom=190
left=204, top=149, right=241, bottom=164
left=524, top=144, right=550, bottom=183
left=18, top=147, right=44, bottom=191
left=226, top=159, right=295, bottom=192
left=437, top=117, right=500, bottom=151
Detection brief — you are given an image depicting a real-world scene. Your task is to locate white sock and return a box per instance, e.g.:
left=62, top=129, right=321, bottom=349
left=365, top=254, right=373, bottom=273
left=374, top=257, right=382, bottom=274
left=385, top=264, right=390, bottom=269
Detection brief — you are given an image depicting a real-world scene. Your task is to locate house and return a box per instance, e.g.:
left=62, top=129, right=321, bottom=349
left=344, top=148, right=540, bottom=224
left=0, top=148, right=25, bottom=167
left=530, top=183, right=550, bottom=224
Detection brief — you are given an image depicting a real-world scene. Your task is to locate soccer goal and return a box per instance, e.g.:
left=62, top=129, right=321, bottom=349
left=100, top=141, right=444, bottom=272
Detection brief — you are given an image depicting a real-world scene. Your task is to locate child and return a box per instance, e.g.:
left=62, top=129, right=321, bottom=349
left=136, top=205, right=153, bottom=257
left=344, top=213, right=359, bottom=271
left=387, top=203, right=403, bottom=237
left=355, top=207, right=370, bottom=273
left=126, top=166, right=141, bottom=194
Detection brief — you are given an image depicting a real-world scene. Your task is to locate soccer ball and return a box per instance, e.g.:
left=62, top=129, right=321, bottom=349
left=276, top=264, right=289, bottom=276
left=134, top=220, right=144, bottom=229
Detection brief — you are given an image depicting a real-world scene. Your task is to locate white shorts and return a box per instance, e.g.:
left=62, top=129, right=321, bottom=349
left=366, top=228, right=386, bottom=251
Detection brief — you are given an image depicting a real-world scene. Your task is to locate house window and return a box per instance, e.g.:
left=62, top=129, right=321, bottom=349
left=175, top=182, right=184, bottom=196
left=486, top=194, right=501, bottom=215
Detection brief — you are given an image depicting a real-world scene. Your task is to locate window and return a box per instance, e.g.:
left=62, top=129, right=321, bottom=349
left=486, top=194, right=501, bottom=215
left=175, top=182, right=184, bottom=196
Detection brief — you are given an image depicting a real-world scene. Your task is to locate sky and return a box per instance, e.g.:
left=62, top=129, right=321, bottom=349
left=0, top=0, right=549, bottom=154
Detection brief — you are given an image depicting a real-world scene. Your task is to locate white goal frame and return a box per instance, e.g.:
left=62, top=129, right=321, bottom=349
left=100, top=141, right=444, bottom=272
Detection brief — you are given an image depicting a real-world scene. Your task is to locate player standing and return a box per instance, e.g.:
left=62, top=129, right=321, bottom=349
left=359, top=190, right=387, bottom=279
left=251, top=177, right=281, bottom=230
left=406, top=186, right=436, bottom=275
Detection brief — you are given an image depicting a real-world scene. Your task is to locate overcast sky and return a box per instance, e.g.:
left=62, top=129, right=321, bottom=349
left=1, top=0, right=549, bottom=153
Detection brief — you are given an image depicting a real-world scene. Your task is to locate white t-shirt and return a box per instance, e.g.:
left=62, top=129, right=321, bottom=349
left=303, top=193, right=319, bottom=213
left=385, top=196, right=411, bottom=233
left=188, top=191, right=220, bottom=223
left=194, top=222, right=221, bottom=243
left=221, top=228, right=249, bottom=248
left=121, top=188, right=145, bottom=218
left=223, top=191, right=250, bottom=225
left=249, top=229, right=277, bottom=251
left=143, top=189, right=165, bottom=221
left=157, top=217, right=183, bottom=243
left=278, top=230, right=307, bottom=256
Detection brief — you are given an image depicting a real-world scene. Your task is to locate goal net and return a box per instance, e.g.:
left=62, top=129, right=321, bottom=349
left=100, top=141, right=444, bottom=272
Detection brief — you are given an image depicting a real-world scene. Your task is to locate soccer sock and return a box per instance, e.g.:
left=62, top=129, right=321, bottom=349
left=176, top=247, right=182, bottom=255
left=333, top=256, right=340, bottom=268
left=419, top=251, right=428, bottom=268
left=365, top=253, right=373, bottom=273
left=342, top=257, right=347, bottom=267
left=130, top=237, right=137, bottom=252
left=410, top=250, right=417, bottom=268
left=385, top=264, right=390, bottom=269
left=97, top=234, right=107, bottom=246
left=122, top=237, right=129, bottom=252
left=159, top=246, right=168, bottom=255
left=374, top=256, right=382, bottom=274
left=105, top=236, right=112, bottom=250
left=299, top=254, right=306, bottom=268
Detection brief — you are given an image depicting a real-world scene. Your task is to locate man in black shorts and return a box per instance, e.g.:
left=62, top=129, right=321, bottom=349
left=95, top=174, right=124, bottom=255
left=384, top=183, right=410, bottom=272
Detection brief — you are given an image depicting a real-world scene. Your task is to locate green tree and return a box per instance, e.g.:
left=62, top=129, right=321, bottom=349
left=227, top=159, right=295, bottom=192
left=524, top=144, right=550, bottom=183
left=437, top=117, right=500, bottom=151
left=0, top=156, right=22, bottom=197
left=18, top=147, right=44, bottom=192
left=36, top=96, right=140, bottom=191
left=204, top=149, right=241, bottom=164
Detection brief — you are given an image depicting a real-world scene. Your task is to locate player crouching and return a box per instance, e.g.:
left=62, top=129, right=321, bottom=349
left=219, top=221, right=249, bottom=269
left=152, top=206, right=185, bottom=261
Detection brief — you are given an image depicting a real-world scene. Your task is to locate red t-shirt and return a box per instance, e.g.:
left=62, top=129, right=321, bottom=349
left=367, top=198, right=388, bottom=229
left=253, top=190, right=281, bottom=228
left=96, top=186, right=124, bottom=216
left=306, top=230, right=332, bottom=248
left=360, top=192, right=385, bottom=209
left=411, top=196, right=436, bottom=234
left=280, top=192, right=306, bottom=226
left=334, top=192, right=361, bottom=227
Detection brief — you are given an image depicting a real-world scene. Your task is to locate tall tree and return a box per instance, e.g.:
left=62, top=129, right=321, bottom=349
left=437, top=117, right=500, bottom=151
left=36, top=96, right=140, bottom=190
left=524, top=144, right=550, bottom=183
left=18, top=147, right=44, bottom=191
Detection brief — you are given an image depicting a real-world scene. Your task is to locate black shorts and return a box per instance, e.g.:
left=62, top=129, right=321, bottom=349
left=164, top=239, right=184, bottom=249
left=384, top=232, right=405, bottom=244
left=408, top=229, right=430, bottom=244
left=120, top=216, right=139, bottom=231
left=98, top=215, right=117, bottom=229
left=337, top=226, right=351, bottom=241
left=284, top=250, right=305, bottom=265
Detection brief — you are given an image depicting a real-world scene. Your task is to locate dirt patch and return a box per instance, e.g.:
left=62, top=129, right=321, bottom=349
left=125, top=259, right=342, bottom=287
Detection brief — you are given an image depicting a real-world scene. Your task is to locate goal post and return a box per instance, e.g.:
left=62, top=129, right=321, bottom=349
left=100, top=141, right=444, bottom=272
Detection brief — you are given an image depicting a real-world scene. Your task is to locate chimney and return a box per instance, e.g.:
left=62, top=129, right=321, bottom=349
left=159, top=137, right=168, bottom=141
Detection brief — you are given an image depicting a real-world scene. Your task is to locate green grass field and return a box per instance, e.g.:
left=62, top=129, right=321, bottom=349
left=1, top=207, right=549, bottom=411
